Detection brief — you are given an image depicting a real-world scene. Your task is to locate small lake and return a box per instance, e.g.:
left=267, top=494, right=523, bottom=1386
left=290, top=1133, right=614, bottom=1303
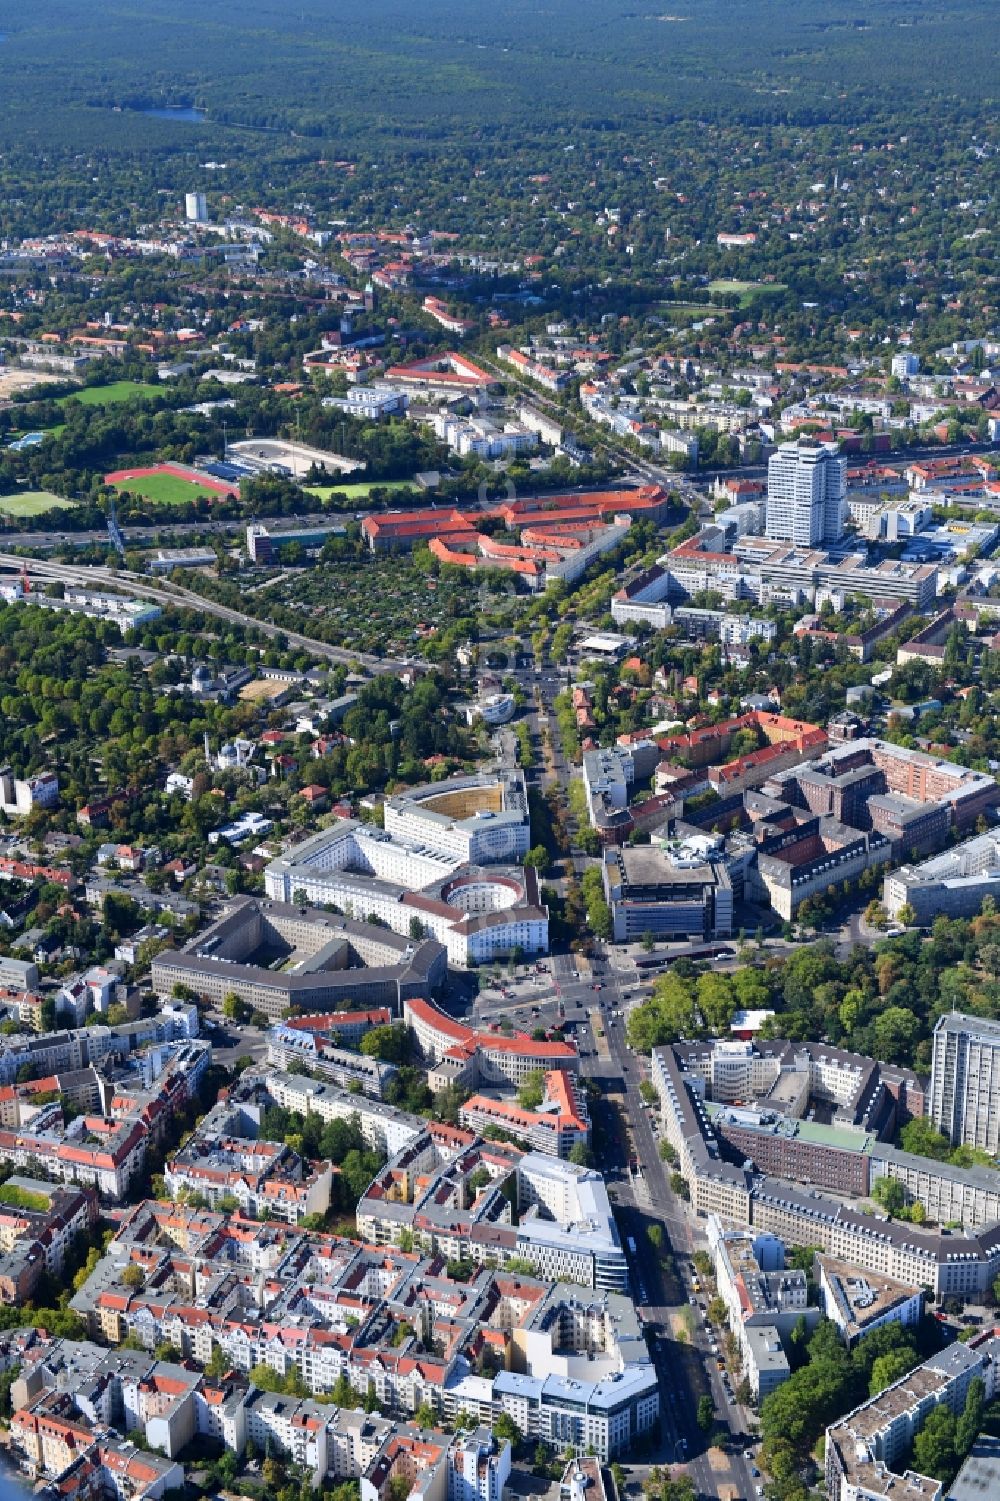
left=139, top=106, right=207, bottom=123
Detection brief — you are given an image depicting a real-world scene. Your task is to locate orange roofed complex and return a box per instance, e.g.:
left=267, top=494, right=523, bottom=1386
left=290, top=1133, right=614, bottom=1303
left=382, top=351, right=498, bottom=395
left=460, top=1069, right=590, bottom=1158
left=403, top=996, right=578, bottom=1090
left=362, top=486, right=673, bottom=590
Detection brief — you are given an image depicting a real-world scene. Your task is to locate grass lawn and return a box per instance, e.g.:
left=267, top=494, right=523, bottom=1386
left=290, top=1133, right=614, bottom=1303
left=0, top=1183, right=51, bottom=1212
left=708, top=278, right=787, bottom=305
left=0, top=490, right=77, bottom=517
left=305, top=479, right=416, bottom=502
left=59, top=380, right=160, bottom=408
left=111, top=472, right=223, bottom=505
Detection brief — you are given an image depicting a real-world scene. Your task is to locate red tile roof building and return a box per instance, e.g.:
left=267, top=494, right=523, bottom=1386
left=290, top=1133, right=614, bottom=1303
left=460, top=1069, right=590, bottom=1158
left=403, top=996, right=578, bottom=1089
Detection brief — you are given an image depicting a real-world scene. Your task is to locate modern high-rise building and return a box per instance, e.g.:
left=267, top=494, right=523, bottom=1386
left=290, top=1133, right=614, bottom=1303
left=765, top=440, right=847, bottom=546
left=185, top=191, right=208, bottom=223
left=928, top=1010, right=1000, bottom=1154
left=891, top=352, right=920, bottom=379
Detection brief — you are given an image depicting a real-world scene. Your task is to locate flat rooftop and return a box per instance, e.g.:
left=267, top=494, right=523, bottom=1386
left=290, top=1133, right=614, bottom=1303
left=706, top=1100, right=876, bottom=1155
left=949, top=1434, right=1000, bottom=1501
left=617, top=844, right=717, bottom=887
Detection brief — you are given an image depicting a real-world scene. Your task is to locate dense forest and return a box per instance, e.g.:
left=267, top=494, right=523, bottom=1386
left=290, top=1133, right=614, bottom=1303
left=0, top=2, right=996, bottom=278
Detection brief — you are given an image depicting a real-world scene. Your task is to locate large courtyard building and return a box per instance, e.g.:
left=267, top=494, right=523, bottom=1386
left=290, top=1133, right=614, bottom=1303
left=646, top=1039, right=1000, bottom=1298
left=356, top=1127, right=625, bottom=1294
left=382, top=772, right=531, bottom=865
left=151, top=897, right=447, bottom=1018
left=263, top=772, right=547, bottom=968
left=766, top=440, right=847, bottom=546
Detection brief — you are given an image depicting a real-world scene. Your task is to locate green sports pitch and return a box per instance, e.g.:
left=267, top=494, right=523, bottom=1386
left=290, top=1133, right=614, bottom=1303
left=60, top=380, right=160, bottom=408
left=110, top=472, right=223, bottom=505
left=708, top=279, right=787, bottom=304
left=0, top=491, right=77, bottom=517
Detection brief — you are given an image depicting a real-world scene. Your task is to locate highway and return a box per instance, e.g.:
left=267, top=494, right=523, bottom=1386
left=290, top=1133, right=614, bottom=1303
left=0, top=551, right=407, bottom=673
left=0, top=514, right=268, bottom=552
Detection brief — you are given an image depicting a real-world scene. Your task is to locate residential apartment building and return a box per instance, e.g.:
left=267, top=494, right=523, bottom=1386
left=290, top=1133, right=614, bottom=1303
left=65, top=1196, right=651, bottom=1460
left=459, top=1071, right=590, bottom=1159
left=928, top=1011, right=1000, bottom=1156
left=267, top=1016, right=397, bottom=1097
left=263, top=1070, right=425, bottom=1157
left=164, top=1094, right=334, bottom=1224
left=0, top=768, right=60, bottom=817
left=709, top=1223, right=815, bottom=1398
left=356, top=1130, right=624, bottom=1292
left=826, top=1340, right=1000, bottom=1501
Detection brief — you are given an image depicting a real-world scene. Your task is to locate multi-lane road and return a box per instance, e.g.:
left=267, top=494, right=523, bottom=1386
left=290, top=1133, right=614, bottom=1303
left=601, top=997, right=761, bottom=1500
left=485, top=949, right=763, bottom=1499
left=471, top=666, right=763, bottom=1501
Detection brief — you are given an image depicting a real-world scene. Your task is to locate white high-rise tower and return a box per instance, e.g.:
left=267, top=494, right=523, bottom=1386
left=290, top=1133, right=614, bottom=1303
left=185, top=192, right=208, bottom=224
left=765, top=440, right=846, bottom=547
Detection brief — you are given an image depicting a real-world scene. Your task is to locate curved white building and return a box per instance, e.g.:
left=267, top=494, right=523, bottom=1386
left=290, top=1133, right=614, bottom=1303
left=463, top=694, right=516, bottom=727
left=265, top=775, right=546, bottom=968
left=383, top=769, right=530, bottom=864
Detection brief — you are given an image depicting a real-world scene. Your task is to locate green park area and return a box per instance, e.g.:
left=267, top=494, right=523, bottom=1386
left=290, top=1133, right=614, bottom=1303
left=708, top=279, right=788, bottom=305
left=0, top=490, right=77, bottom=517
left=305, top=479, right=416, bottom=503
left=0, top=1183, right=51, bottom=1212
left=59, top=380, right=159, bottom=408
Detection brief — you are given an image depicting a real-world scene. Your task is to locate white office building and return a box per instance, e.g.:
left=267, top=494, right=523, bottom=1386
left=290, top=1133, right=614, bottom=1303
left=185, top=192, right=208, bottom=224
left=766, top=440, right=847, bottom=547
left=264, top=773, right=545, bottom=968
